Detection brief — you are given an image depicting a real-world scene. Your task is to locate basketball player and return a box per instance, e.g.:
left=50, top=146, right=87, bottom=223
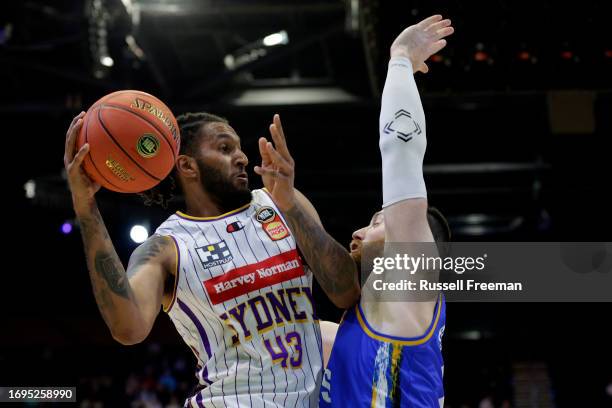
left=318, top=15, right=455, bottom=407
left=320, top=208, right=450, bottom=368
left=63, top=109, right=361, bottom=405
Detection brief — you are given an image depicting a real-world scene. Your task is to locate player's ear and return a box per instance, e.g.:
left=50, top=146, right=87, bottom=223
left=176, top=155, right=199, bottom=180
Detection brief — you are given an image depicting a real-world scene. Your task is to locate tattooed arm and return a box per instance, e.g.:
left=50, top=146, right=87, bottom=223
left=284, top=191, right=360, bottom=308
left=76, top=202, right=174, bottom=345
left=254, top=114, right=360, bottom=308
left=64, top=112, right=174, bottom=345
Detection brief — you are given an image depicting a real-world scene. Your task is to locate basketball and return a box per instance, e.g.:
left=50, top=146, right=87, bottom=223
left=77, top=90, right=180, bottom=193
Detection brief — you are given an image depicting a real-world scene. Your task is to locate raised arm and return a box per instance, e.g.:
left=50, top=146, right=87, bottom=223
left=380, top=15, right=454, bottom=242
left=64, top=113, right=174, bottom=345
left=361, top=16, right=454, bottom=337
left=254, top=114, right=360, bottom=309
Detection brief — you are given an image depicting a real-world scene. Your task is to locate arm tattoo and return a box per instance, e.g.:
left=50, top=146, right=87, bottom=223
left=127, top=235, right=171, bottom=278
left=77, top=201, right=135, bottom=325
left=283, top=201, right=359, bottom=304
left=95, top=251, right=130, bottom=299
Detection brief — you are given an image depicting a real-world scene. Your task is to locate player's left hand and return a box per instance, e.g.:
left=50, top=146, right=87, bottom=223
left=254, top=114, right=296, bottom=212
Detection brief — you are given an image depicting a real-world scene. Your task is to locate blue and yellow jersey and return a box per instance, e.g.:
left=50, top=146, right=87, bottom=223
left=320, top=295, right=445, bottom=407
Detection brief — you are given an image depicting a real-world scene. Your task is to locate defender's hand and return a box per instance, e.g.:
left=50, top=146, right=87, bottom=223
left=64, top=112, right=101, bottom=205
left=390, top=15, right=454, bottom=74
left=254, top=114, right=296, bottom=212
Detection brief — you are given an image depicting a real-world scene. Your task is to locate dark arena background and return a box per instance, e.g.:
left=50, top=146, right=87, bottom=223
left=2, top=1, right=612, bottom=407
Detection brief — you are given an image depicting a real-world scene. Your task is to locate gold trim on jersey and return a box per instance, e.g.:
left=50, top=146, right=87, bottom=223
left=370, top=387, right=379, bottom=408
left=355, top=293, right=442, bottom=346
left=162, top=235, right=179, bottom=313
left=175, top=202, right=251, bottom=221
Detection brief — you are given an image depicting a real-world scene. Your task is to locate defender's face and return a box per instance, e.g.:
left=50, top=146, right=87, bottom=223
left=350, top=211, right=385, bottom=263
left=196, top=122, right=249, bottom=192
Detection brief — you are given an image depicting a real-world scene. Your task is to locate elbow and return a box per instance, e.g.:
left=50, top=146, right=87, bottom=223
left=331, top=285, right=361, bottom=309
left=111, top=328, right=147, bottom=346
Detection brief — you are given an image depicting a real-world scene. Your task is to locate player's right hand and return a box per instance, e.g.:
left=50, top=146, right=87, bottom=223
left=254, top=114, right=296, bottom=212
left=390, top=15, right=454, bottom=74
left=64, top=112, right=101, bottom=204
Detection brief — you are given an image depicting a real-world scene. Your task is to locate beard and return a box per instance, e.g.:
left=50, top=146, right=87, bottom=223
left=349, top=252, right=363, bottom=287
left=350, top=250, right=361, bottom=265
left=196, top=159, right=252, bottom=213
left=358, top=239, right=385, bottom=284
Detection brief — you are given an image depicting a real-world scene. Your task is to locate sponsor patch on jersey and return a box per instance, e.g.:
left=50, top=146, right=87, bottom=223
left=264, top=220, right=289, bottom=240
left=203, top=249, right=305, bottom=304
left=226, top=221, right=244, bottom=233
left=255, top=206, right=290, bottom=241
left=195, top=240, right=233, bottom=269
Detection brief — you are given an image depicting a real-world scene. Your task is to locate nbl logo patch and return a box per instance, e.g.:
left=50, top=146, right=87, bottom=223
left=256, top=207, right=276, bottom=223
left=255, top=206, right=290, bottom=241
left=195, top=240, right=233, bottom=269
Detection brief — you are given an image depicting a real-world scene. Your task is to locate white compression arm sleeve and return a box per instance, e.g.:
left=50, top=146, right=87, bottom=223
left=379, top=57, right=427, bottom=207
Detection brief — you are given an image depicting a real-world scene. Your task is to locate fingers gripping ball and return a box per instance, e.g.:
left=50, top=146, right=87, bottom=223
left=76, top=90, right=180, bottom=193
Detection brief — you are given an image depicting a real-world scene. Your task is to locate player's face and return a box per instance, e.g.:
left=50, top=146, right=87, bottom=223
left=194, top=122, right=252, bottom=209
left=349, top=211, right=385, bottom=264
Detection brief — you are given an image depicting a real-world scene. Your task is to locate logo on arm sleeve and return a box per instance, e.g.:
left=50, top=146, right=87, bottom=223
left=383, top=109, right=422, bottom=142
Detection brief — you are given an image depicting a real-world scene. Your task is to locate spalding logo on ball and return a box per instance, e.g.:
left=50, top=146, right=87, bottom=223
left=77, top=90, right=181, bottom=193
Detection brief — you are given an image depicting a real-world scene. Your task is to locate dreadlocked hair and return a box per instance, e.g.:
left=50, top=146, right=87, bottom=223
left=138, top=112, right=229, bottom=208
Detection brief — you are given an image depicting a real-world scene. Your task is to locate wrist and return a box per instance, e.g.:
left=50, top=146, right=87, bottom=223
left=390, top=45, right=411, bottom=60
left=72, top=194, right=97, bottom=217
left=278, top=197, right=298, bottom=214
